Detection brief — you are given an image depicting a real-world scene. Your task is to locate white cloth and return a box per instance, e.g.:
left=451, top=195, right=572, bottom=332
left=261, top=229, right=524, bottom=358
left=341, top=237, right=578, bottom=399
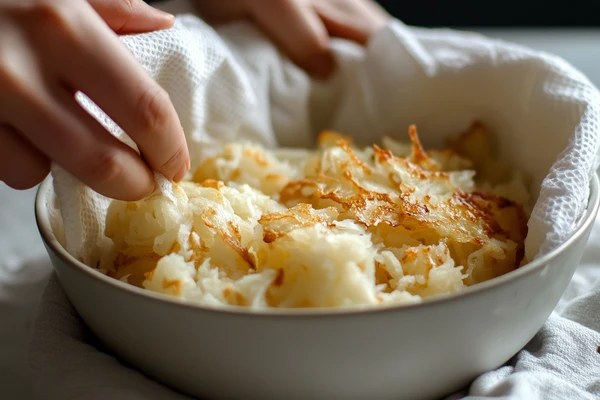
left=452, top=216, right=600, bottom=400
left=52, top=4, right=600, bottom=269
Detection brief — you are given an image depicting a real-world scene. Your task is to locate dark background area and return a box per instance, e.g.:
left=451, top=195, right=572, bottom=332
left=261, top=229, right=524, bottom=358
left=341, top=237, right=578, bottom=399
left=148, top=1, right=600, bottom=27
left=375, top=0, right=600, bottom=27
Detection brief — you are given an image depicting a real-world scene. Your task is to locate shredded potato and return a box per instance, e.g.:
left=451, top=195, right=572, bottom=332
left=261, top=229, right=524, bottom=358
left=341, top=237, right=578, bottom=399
left=100, top=123, right=530, bottom=309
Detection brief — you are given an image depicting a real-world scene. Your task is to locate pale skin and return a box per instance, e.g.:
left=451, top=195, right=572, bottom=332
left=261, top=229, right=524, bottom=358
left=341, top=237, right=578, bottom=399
left=0, top=0, right=389, bottom=201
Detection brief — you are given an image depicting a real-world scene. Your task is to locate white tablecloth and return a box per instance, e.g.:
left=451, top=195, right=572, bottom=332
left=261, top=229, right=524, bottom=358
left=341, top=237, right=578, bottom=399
left=0, top=185, right=53, bottom=400
left=1, top=28, right=599, bottom=400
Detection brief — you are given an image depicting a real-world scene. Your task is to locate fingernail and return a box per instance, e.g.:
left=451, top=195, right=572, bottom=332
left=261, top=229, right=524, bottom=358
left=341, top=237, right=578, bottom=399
left=147, top=6, right=175, bottom=23
left=304, top=52, right=336, bottom=79
left=158, top=10, right=175, bottom=22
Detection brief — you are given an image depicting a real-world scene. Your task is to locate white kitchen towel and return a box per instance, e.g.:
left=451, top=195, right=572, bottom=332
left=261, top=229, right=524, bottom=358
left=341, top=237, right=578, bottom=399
left=51, top=3, right=600, bottom=271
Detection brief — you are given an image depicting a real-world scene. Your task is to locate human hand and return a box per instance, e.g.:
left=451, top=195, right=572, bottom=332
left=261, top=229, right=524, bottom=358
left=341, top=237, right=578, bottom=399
left=194, top=0, right=391, bottom=78
left=0, top=0, right=190, bottom=201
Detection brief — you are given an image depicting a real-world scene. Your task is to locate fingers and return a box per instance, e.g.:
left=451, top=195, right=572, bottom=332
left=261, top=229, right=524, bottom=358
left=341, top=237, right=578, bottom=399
left=55, top=86, right=159, bottom=200
left=48, top=3, right=190, bottom=184
left=0, top=0, right=187, bottom=200
left=2, top=74, right=156, bottom=200
left=0, top=124, right=50, bottom=190
left=249, top=0, right=335, bottom=79
left=313, top=0, right=390, bottom=45
left=193, top=0, right=248, bottom=24
left=88, top=0, right=175, bottom=34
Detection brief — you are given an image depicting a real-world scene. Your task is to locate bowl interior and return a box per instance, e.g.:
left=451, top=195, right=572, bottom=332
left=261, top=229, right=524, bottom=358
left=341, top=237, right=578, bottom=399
left=34, top=172, right=600, bottom=317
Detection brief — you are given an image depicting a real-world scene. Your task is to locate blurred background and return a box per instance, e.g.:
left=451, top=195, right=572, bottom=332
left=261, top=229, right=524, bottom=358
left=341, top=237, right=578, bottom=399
left=376, top=0, right=599, bottom=27
left=374, top=0, right=600, bottom=87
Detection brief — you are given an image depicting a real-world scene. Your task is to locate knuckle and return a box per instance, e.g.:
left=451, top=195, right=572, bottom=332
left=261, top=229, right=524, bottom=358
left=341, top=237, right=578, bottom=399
left=121, top=0, right=136, bottom=15
left=27, top=0, right=75, bottom=36
left=87, top=150, right=125, bottom=186
left=135, top=85, right=172, bottom=133
left=159, top=145, right=187, bottom=176
left=116, top=0, right=137, bottom=31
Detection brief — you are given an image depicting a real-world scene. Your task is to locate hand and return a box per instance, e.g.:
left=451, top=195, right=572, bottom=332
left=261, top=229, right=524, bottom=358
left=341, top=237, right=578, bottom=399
left=0, top=0, right=190, bottom=201
left=195, top=0, right=390, bottom=78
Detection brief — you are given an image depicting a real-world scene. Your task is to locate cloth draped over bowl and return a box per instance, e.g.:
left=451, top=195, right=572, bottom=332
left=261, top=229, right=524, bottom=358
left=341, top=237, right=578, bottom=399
left=50, top=3, right=600, bottom=277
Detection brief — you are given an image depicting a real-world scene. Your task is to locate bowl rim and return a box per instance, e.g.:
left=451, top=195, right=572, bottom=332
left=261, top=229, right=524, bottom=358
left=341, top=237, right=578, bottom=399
left=35, top=173, right=600, bottom=318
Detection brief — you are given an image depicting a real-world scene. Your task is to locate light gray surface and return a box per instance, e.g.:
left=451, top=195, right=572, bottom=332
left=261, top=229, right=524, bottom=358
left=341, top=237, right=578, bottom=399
left=0, top=28, right=599, bottom=400
left=474, top=28, right=600, bottom=87
left=0, top=184, right=52, bottom=400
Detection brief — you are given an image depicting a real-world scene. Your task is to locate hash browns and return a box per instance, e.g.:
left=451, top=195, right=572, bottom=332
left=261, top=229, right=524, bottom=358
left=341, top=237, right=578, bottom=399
left=100, top=123, right=530, bottom=309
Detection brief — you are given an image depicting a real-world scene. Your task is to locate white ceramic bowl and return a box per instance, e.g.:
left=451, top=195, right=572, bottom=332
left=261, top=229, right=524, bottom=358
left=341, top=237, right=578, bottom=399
left=35, top=173, right=599, bottom=400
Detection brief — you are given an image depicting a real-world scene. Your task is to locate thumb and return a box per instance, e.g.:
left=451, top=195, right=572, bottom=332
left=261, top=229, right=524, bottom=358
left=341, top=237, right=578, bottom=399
left=88, top=0, right=175, bottom=34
